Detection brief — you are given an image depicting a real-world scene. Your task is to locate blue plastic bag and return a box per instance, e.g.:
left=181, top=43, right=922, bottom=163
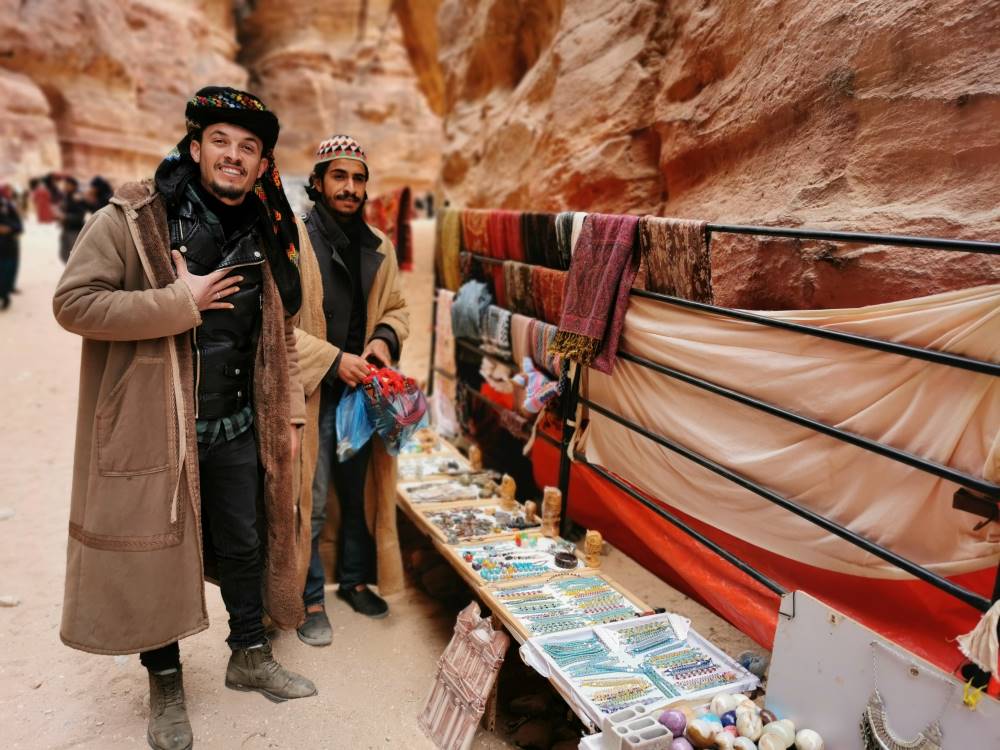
left=336, top=386, right=376, bottom=461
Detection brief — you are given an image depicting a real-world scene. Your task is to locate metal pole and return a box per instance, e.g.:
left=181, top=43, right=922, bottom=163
left=705, top=223, right=1000, bottom=255
left=557, top=365, right=582, bottom=537
left=630, top=288, right=1000, bottom=377
left=427, top=290, right=438, bottom=397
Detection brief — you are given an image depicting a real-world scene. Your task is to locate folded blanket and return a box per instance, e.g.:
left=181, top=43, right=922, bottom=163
left=451, top=280, right=492, bottom=341
left=461, top=208, right=490, bottom=255
left=528, top=318, right=562, bottom=379
left=503, top=260, right=537, bottom=318
left=521, top=211, right=560, bottom=268
left=550, top=213, right=639, bottom=374
left=487, top=209, right=525, bottom=261
left=638, top=216, right=712, bottom=303
left=435, top=207, right=463, bottom=291
left=480, top=305, right=512, bottom=357
left=531, top=266, right=567, bottom=326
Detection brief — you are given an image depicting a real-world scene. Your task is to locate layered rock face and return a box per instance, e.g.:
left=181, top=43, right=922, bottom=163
left=397, top=0, right=1000, bottom=307
left=0, top=0, right=245, bottom=185
left=238, top=0, right=441, bottom=194
left=0, top=0, right=440, bottom=195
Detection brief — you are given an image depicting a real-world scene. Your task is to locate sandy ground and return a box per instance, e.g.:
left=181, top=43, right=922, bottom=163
left=0, top=220, right=760, bottom=750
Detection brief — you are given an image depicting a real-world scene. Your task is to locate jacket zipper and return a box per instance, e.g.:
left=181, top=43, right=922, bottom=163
left=192, top=257, right=264, bottom=419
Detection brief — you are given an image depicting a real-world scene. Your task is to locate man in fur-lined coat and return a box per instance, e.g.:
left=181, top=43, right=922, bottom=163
left=292, top=134, right=409, bottom=647
left=53, top=87, right=316, bottom=750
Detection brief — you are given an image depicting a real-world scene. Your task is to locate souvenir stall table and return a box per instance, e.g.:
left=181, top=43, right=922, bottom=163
left=398, top=432, right=766, bottom=742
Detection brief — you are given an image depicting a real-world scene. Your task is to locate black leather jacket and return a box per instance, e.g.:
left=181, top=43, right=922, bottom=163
left=169, top=192, right=264, bottom=420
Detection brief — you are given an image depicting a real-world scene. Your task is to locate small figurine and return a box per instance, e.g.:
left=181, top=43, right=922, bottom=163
left=541, top=486, right=561, bottom=538
left=498, top=473, right=517, bottom=512
left=585, top=529, right=603, bottom=568
left=469, top=444, right=483, bottom=471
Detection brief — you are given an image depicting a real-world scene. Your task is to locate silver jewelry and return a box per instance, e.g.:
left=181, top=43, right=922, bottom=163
left=860, top=641, right=953, bottom=750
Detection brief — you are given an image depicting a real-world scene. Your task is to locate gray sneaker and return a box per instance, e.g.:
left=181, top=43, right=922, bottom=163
left=297, top=606, right=332, bottom=647
left=147, top=667, right=193, bottom=750
left=225, top=641, right=317, bottom=702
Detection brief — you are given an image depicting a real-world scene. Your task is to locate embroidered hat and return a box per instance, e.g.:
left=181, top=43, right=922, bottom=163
left=314, top=134, right=369, bottom=177
left=185, top=86, right=280, bottom=152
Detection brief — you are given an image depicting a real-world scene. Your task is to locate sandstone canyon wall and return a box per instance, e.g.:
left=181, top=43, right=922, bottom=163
left=397, top=0, right=1000, bottom=308
left=0, top=0, right=440, bottom=195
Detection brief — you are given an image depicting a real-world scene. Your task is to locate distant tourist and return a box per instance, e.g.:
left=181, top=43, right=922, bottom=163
left=30, top=176, right=56, bottom=223
left=0, top=183, right=22, bottom=309
left=87, top=175, right=114, bottom=211
left=57, top=176, right=90, bottom=263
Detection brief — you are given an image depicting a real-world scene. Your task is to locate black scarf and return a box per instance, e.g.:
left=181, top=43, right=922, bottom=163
left=154, top=151, right=301, bottom=314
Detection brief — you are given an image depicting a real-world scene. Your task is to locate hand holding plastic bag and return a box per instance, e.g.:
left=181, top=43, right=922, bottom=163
left=336, top=365, right=429, bottom=461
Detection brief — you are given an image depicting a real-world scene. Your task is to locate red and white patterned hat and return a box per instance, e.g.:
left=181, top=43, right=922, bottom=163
left=314, top=134, right=369, bottom=175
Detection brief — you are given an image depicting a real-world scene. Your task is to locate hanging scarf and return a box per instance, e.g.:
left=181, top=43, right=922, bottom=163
left=554, top=211, right=576, bottom=270
left=550, top=213, right=639, bottom=374
left=435, top=207, right=463, bottom=291
left=490, top=262, right=508, bottom=309
left=531, top=267, right=567, bottom=326
left=155, top=86, right=301, bottom=314
left=365, top=186, right=413, bottom=270
left=486, top=209, right=525, bottom=261
left=461, top=208, right=490, bottom=255
left=451, top=280, right=492, bottom=341
left=521, top=211, right=559, bottom=268
left=502, top=260, right=537, bottom=318
left=638, top=216, right=713, bottom=303
left=434, top=289, right=457, bottom=377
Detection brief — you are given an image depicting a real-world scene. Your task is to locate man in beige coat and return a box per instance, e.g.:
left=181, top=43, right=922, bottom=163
left=53, top=88, right=315, bottom=750
left=292, top=135, right=409, bottom=646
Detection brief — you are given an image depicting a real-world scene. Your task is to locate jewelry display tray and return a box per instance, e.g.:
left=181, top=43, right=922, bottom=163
left=414, top=501, right=539, bottom=544
left=481, top=571, right=647, bottom=642
left=438, top=532, right=587, bottom=589
left=520, top=613, right=759, bottom=727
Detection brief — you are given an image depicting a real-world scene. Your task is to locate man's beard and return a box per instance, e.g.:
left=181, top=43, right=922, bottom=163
left=207, top=179, right=249, bottom=202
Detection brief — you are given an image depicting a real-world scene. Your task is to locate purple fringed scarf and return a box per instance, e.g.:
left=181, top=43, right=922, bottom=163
left=550, top=213, right=639, bottom=374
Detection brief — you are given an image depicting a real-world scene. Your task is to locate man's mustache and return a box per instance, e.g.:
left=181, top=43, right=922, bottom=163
left=334, top=192, right=360, bottom=203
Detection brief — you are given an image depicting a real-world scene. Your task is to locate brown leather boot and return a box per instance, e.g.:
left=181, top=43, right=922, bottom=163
left=225, top=641, right=317, bottom=702
left=147, top=667, right=193, bottom=750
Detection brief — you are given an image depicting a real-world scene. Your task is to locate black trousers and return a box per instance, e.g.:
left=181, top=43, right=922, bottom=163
left=303, top=385, right=376, bottom=605
left=140, top=428, right=264, bottom=671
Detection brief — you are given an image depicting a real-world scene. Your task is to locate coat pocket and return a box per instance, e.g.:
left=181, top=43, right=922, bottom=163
left=96, top=356, right=173, bottom=476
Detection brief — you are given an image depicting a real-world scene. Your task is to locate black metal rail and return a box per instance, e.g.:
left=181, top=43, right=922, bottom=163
left=706, top=223, right=1000, bottom=255
left=629, top=288, right=1000, bottom=377
left=617, top=350, right=1000, bottom=499
left=580, top=395, right=992, bottom=613
left=573, top=454, right=788, bottom=597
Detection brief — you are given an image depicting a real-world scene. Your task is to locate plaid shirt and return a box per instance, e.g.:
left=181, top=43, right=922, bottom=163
left=196, top=404, right=254, bottom=446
